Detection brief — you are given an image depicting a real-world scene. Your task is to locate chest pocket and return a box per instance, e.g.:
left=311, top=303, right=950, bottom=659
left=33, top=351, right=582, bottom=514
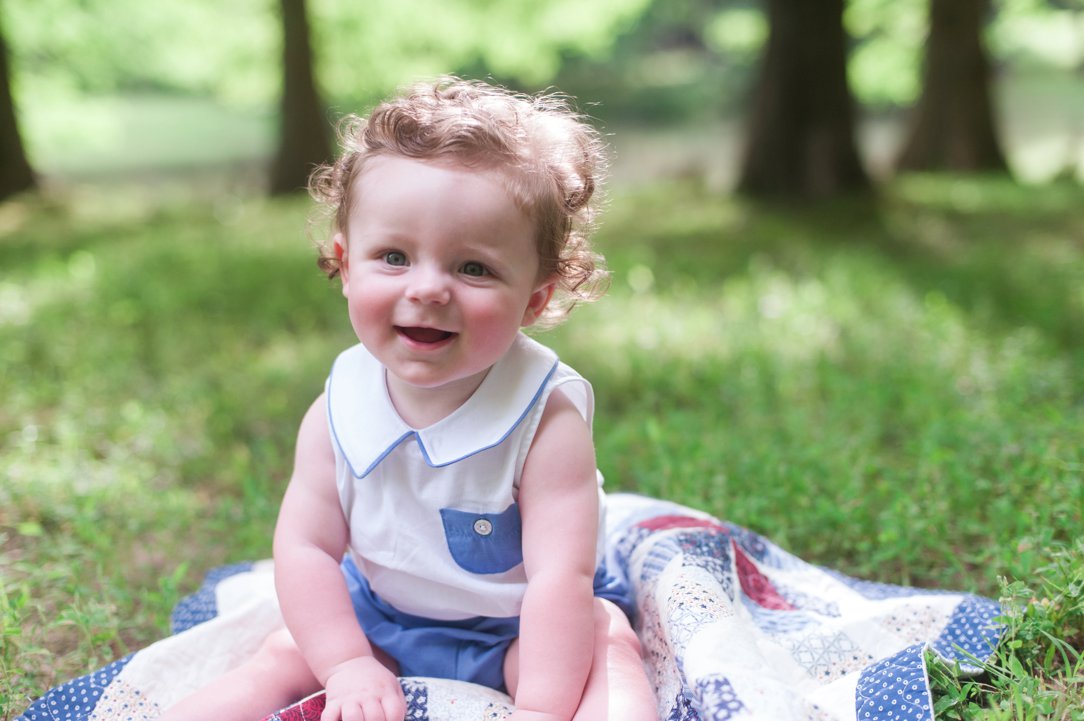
left=439, top=504, right=524, bottom=575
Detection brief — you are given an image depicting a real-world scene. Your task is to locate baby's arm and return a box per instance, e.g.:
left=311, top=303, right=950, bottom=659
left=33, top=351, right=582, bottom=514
left=510, top=389, right=601, bottom=721
left=273, top=394, right=406, bottom=721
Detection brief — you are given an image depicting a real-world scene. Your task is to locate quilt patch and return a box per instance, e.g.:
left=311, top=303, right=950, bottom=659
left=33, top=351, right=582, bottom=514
left=18, top=494, right=1002, bottom=721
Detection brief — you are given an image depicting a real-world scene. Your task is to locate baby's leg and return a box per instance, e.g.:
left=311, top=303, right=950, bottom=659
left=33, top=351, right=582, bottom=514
left=571, top=599, right=656, bottom=721
left=156, top=627, right=320, bottom=721
left=504, top=599, right=656, bottom=720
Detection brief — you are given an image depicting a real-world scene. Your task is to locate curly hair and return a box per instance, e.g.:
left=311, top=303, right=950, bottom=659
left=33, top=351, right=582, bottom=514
left=308, top=77, right=609, bottom=327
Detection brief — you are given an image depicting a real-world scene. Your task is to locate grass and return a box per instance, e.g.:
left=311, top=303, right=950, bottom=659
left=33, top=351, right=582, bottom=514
left=1, top=172, right=1082, bottom=719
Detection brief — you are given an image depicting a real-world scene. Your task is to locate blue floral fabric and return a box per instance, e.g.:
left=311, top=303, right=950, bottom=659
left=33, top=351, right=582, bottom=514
left=18, top=494, right=1002, bottom=721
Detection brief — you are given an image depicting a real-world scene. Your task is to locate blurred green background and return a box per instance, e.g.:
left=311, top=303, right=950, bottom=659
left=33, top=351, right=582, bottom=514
left=1, top=1, right=1083, bottom=719
left=3, top=0, right=1083, bottom=189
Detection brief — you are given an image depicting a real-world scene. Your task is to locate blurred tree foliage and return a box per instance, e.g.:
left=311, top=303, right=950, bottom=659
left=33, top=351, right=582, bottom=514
left=552, top=0, right=1082, bottom=126
left=2, top=0, right=1079, bottom=122
left=3, top=0, right=278, bottom=104
left=550, top=0, right=764, bottom=124
left=846, top=0, right=928, bottom=108
left=848, top=0, right=1084, bottom=107
left=1, top=0, right=653, bottom=111
left=1, top=0, right=1079, bottom=187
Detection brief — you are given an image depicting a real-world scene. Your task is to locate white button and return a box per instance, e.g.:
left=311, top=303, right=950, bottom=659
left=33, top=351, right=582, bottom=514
left=473, top=518, right=493, bottom=536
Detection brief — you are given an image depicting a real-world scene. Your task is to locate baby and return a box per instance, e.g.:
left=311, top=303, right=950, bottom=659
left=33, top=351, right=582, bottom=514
left=160, top=77, right=655, bottom=721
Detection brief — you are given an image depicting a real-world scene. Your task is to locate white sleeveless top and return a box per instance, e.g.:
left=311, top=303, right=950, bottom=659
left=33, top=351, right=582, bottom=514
left=326, top=333, right=605, bottom=621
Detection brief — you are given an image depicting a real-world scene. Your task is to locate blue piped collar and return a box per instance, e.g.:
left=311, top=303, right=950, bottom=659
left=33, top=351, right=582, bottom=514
left=326, top=333, right=559, bottom=479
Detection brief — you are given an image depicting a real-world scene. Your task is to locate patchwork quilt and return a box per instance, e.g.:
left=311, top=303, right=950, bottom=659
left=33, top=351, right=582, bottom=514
left=18, top=494, right=1003, bottom=721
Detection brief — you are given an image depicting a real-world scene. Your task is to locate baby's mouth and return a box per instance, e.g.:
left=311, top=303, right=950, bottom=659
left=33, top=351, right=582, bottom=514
left=396, top=326, right=456, bottom=344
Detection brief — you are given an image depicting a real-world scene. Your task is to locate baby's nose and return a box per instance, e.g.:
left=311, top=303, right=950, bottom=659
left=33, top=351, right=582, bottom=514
left=405, top=266, right=451, bottom=305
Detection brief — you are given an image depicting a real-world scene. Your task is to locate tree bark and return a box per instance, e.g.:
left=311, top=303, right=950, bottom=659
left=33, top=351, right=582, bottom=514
left=269, top=0, right=331, bottom=195
left=738, top=0, right=869, bottom=200
left=0, top=13, right=35, bottom=201
left=895, top=0, right=1008, bottom=173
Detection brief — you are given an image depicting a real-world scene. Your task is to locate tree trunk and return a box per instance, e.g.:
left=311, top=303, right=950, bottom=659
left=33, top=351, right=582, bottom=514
left=895, top=0, right=1008, bottom=173
left=738, top=0, right=869, bottom=200
left=0, top=13, right=35, bottom=201
left=269, top=0, right=331, bottom=196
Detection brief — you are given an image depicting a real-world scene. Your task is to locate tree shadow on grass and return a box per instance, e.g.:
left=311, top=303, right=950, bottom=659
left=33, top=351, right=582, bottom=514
left=580, top=175, right=1083, bottom=590
left=602, top=175, right=1084, bottom=358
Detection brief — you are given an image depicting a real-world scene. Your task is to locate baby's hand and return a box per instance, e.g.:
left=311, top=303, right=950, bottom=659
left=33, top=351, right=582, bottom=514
left=321, top=656, right=406, bottom=721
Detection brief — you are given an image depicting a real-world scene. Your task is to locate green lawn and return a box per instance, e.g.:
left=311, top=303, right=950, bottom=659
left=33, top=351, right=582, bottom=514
left=1, top=173, right=1082, bottom=719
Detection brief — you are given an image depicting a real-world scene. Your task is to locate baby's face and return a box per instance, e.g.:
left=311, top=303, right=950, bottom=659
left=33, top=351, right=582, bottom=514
left=335, top=156, right=555, bottom=404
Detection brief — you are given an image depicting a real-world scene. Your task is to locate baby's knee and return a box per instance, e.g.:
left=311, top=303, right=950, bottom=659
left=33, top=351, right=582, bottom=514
left=582, top=600, right=656, bottom=720
left=250, top=628, right=314, bottom=685
left=258, top=628, right=300, bottom=660
left=593, top=599, right=643, bottom=658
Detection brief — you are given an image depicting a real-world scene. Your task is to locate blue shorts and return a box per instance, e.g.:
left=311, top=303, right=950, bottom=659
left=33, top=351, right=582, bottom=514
left=340, top=557, right=634, bottom=692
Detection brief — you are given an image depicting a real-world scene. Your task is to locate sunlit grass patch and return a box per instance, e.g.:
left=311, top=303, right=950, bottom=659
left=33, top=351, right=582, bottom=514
left=548, top=179, right=1083, bottom=593
left=1, top=174, right=1082, bottom=718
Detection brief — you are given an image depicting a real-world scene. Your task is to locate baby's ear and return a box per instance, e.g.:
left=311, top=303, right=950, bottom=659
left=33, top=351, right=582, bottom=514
left=334, top=233, right=350, bottom=295
left=521, top=280, right=556, bottom=327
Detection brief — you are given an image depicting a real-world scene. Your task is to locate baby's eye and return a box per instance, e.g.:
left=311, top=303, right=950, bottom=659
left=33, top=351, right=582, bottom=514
left=461, top=261, right=488, bottom=277
left=383, top=251, right=408, bottom=267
